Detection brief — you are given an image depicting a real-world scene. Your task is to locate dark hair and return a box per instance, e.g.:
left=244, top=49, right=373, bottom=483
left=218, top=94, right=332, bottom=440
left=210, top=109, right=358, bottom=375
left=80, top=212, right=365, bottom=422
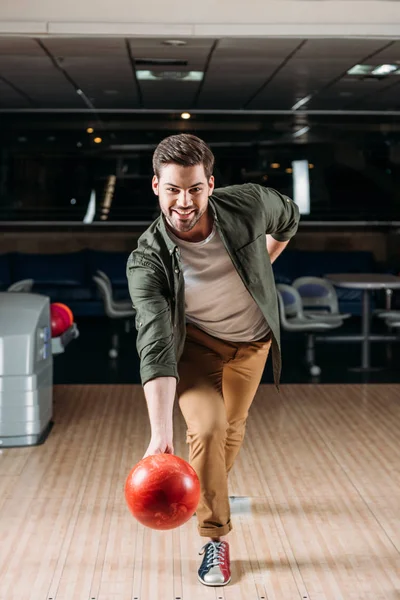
left=152, top=133, right=215, bottom=179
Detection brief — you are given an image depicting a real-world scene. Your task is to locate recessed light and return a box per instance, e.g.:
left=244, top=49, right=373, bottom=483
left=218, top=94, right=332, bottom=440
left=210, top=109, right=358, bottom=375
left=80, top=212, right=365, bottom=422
left=347, top=64, right=371, bottom=75
left=86, top=127, right=94, bottom=134
left=293, top=126, right=310, bottom=138
left=285, top=168, right=293, bottom=174
left=136, top=70, right=203, bottom=81
left=94, top=137, right=102, bottom=144
left=347, top=63, right=399, bottom=77
left=309, top=163, right=314, bottom=169
left=162, top=39, right=187, bottom=47
left=271, top=163, right=280, bottom=169
left=371, top=64, right=398, bottom=76
left=292, top=95, right=312, bottom=111
left=181, top=112, right=191, bottom=120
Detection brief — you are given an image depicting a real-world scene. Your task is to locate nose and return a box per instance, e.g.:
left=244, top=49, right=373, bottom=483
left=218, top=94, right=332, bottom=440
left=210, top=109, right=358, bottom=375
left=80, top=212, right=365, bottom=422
left=176, top=191, right=193, bottom=208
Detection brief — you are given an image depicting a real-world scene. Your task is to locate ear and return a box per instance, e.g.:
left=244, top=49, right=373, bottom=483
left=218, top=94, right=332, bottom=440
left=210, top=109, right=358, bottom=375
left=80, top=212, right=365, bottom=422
left=152, top=175, right=159, bottom=196
left=208, top=175, right=215, bottom=196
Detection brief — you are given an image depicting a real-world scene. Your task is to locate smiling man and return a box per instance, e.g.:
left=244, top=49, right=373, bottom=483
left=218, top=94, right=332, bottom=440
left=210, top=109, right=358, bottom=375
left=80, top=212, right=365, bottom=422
left=126, top=133, right=300, bottom=587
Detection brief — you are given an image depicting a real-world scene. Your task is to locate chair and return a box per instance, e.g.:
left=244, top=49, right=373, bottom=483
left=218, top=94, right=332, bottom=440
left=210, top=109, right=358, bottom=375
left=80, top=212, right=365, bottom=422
left=92, top=274, right=135, bottom=358
left=7, top=279, right=34, bottom=293
left=292, top=277, right=352, bottom=322
left=96, top=270, right=133, bottom=311
left=277, top=284, right=343, bottom=377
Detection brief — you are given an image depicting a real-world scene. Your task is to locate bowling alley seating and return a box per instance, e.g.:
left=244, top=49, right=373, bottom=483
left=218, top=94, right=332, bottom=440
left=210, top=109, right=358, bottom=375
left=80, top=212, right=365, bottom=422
left=7, top=279, right=34, bottom=293
left=276, top=284, right=344, bottom=376
left=0, top=250, right=132, bottom=317
left=273, top=249, right=379, bottom=316
left=95, top=270, right=133, bottom=311
left=92, top=273, right=135, bottom=358
left=292, top=277, right=352, bottom=322
left=0, top=247, right=386, bottom=318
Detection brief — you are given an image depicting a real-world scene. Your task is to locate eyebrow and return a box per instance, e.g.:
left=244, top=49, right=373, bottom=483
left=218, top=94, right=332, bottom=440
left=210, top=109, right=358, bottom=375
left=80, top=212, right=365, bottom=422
left=164, top=182, right=204, bottom=188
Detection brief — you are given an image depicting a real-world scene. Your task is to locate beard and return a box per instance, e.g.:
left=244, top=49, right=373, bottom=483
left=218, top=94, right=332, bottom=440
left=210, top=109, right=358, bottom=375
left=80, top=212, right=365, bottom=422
left=163, top=205, right=206, bottom=233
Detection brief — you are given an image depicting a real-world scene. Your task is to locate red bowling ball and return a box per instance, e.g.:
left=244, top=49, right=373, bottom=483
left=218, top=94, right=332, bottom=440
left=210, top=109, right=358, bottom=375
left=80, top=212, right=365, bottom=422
left=50, top=303, right=71, bottom=337
left=124, top=454, right=200, bottom=530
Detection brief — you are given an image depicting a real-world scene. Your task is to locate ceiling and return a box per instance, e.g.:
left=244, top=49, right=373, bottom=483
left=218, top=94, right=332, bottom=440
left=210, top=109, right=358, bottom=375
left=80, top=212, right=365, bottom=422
left=0, top=36, right=400, bottom=113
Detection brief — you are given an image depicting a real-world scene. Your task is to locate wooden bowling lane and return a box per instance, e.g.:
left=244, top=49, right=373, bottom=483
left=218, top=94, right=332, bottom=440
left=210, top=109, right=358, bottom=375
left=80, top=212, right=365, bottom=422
left=0, top=384, right=399, bottom=599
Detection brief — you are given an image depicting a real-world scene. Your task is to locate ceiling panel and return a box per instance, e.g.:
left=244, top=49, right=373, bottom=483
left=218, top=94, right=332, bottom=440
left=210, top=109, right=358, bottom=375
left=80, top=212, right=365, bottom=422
left=295, top=38, right=391, bottom=59
left=0, top=38, right=43, bottom=56
left=247, top=59, right=382, bottom=109
left=128, top=37, right=215, bottom=62
left=199, top=38, right=302, bottom=109
left=308, top=78, right=383, bottom=109
left=366, top=40, right=400, bottom=63
left=0, top=79, right=31, bottom=107
left=61, top=58, right=140, bottom=108
left=0, top=57, right=83, bottom=107
left=138, top=81, right=200, bottom=109
left=356, top=81, right=400, bottom=109
left=43, top=38, right=128, bottom=57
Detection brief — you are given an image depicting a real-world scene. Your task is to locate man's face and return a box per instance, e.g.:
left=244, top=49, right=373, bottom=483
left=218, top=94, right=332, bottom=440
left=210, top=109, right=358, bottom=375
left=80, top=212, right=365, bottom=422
left=152, top=163, right=214, bottom=236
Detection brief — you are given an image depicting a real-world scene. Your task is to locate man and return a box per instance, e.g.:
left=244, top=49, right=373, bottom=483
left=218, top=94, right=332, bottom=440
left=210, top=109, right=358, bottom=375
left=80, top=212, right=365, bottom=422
left=126, top=133, right=299, bottom=587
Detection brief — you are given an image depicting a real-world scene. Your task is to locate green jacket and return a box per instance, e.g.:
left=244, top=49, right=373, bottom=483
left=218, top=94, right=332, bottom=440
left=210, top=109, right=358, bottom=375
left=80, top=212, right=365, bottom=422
left=126, top=183, right=300, bottom=388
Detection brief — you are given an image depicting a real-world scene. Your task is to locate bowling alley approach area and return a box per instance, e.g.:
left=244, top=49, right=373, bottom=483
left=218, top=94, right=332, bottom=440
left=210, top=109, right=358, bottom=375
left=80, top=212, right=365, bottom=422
left=3, top=14, right=400, bottom=599
left=0, top=381, right=399, bottom=599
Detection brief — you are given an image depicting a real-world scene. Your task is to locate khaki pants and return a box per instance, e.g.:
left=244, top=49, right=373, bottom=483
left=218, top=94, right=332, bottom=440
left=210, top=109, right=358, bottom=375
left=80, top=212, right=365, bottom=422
left=177, top=323, right=272, bottom=538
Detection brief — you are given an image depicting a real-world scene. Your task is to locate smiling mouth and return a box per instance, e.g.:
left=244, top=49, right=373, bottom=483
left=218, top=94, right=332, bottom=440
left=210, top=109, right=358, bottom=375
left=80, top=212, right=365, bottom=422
left=172, top=209, right=196, bottom=218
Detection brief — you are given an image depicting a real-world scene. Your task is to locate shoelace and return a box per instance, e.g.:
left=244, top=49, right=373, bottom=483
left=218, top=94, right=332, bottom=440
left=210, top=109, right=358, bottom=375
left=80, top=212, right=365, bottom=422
left=199, top=541, right=226, bottom=568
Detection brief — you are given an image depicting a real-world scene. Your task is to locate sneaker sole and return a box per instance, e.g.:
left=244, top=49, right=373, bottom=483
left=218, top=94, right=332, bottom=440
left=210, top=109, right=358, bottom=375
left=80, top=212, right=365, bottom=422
left=197, top=574, right=232, bottom=587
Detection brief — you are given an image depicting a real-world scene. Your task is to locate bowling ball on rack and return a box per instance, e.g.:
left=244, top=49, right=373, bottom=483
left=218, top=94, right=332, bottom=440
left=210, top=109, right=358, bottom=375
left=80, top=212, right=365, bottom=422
left=124, top=453, right=200, bottom=530
left=50, top=303, right=71, bottom=337
left=52, top=303, right=74, bottom=327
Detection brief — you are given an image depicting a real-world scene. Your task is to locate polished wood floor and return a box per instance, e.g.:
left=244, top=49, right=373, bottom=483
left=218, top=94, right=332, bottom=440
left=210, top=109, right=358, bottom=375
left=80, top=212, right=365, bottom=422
left=1, top=384, right=400, bottom=600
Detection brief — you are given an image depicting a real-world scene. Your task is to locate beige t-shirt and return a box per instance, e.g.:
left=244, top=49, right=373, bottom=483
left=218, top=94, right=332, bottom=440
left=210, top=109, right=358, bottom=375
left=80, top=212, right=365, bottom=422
left=168, top=225, right=269, bottom=342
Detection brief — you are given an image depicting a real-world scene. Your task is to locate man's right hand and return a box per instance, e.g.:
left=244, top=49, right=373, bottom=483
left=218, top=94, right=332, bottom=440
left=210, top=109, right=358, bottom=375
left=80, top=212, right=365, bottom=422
left=143, top=434, right=174, bottom=458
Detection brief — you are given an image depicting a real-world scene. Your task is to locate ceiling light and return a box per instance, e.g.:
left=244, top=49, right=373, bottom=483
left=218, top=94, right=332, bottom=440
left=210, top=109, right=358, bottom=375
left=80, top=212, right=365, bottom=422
left=291, top=95, right=312, bottom=111
left=293, top=126, right=310, bottom=138
left=181, top=112, right=191, bottom=120
left=86, top=127, right=94, bottom=134
left=70, top=198, right=77, bottom=205
left=309, top=163, right=314, bottom=169
left=371, top=64, right=398, bottom=76
left=94, top=137, right=102, bottom=144
left=100, top=215, right=108, bottom=220
left=76, top=142, right=83, bottom=148
left=285, top=168, right=293, bottom=174
left=136, top=70, right=203, bottom=81
left=163, top=39, right=187, bottom=47
left=271, top=163, right=280, bottom=169
left=347, top=64, right=373, bottom=76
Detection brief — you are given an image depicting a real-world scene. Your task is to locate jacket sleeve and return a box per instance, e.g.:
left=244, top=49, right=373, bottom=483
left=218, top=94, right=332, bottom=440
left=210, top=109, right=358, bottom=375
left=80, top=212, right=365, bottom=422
left=256, top=184, right=300, bottom=242
left=126, top=254, right=178, bottom=387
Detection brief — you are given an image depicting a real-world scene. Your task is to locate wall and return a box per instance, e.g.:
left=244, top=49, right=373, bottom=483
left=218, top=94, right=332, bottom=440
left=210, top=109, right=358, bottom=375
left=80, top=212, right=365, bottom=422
left=1, top=1, right=400, bottom=37
left=1, top=228, right=398, bottom=265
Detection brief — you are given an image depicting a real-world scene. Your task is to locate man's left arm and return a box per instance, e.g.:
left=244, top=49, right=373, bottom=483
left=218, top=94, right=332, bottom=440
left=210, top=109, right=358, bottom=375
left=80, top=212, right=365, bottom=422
left=266, top=236, right=290, bottom=264
left=254, top=184, right=300, bottom=261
